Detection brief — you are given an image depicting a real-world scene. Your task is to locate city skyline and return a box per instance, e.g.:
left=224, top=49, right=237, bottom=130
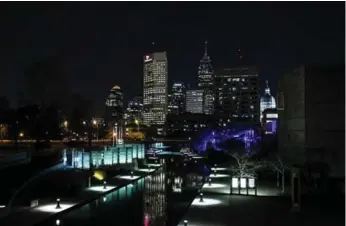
left=0, top=2, right=343, bottom=116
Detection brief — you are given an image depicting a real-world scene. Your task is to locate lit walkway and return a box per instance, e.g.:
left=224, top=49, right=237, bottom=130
left=0, top=166, right=160, bottom=226
left=178, top=167, right=344, bottom=226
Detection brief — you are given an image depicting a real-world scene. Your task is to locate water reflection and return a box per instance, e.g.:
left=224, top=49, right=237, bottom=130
left=37, top=162, right=205, bottom=226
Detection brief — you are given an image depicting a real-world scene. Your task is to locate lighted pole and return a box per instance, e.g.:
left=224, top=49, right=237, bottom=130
left=93, top=120, right=98, bottom=141
left=135, top=119, right=140, bottom=133
left=0, top=124, right=2, bottom=147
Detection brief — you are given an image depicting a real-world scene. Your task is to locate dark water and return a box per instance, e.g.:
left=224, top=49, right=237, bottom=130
left=35, top=164, right=204, bottom=226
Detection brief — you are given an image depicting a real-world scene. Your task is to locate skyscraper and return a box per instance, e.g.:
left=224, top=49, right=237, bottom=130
left=170, top=82, right=186, bottom=114
left=124, top=96, right=143, bottom=125
left=105, top=85, right=124, bottom=126
left=143, top=52, right=168, bottom=126
left=197, top=41, right=214, bottom=115
left=186, top=89, right=204, bottom=114
left=214, top=66, right=260, bottom=122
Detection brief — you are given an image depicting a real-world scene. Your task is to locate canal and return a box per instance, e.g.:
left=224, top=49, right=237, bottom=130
left=35, top=156, right=206, bottom=226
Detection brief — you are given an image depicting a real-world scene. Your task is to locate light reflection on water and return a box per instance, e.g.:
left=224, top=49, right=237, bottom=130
left=37, top=166, right=202, bottom=226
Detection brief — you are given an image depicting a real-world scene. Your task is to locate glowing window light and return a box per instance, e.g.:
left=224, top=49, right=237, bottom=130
left=248, top=178, right=255, bottom=188
left=232, top=178, right=238, bottom=188
left=240, top=178, right=246, bottom=188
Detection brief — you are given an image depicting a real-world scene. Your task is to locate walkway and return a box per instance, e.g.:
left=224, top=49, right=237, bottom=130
left=178, top=167, right=345, bottom=226
left=0, top=165, right=160, bottom=226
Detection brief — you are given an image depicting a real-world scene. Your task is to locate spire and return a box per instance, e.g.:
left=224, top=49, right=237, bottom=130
left=204, top=40, right=208, bottom=55
left=265, top=80, right=271, bottom=95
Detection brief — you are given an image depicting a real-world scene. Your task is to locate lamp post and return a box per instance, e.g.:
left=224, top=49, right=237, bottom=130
left=199, top=193, right=203, bottom=202
left=103, top=181, right=107, bottom=189
left=56, top=198, right=61, bottom=209
left=184, top=220, right=188, bottom=226
left=0, top=124, right=2, bottom=147
left=135, top=119, right=140, bottom=133
left=93, top=120, right=98, bottom=141
left=208, top=178, right=212, bottom=186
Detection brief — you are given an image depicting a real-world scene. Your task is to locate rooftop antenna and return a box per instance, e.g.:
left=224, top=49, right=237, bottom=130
left=204, top=40, right=208, bottom=55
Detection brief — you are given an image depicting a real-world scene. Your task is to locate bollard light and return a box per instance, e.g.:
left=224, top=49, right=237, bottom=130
left=131, top=171, right=134, bottom=178
left=103, top=181, right=107, bottom=189
left=214, top=170, right=216, bottom=176
left=56, top=219, right=60, bottom=225
left=184, top=220, right=188, bottom=226
left=199, top=192, right=204, bottom=202
left=208, top=178, right=212, bottom=186
left=56, top=198, right=61, bottom=209
left=214, top=164, right=217, bottom=168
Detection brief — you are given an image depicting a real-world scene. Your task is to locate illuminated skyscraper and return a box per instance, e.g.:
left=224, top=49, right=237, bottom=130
left=260, top=80, right=276, bottom=119
left=143, top=52, right=168, bottom=126
left=105, top=85, right=124, bottom=126
left=124, top=96, right=143, bottom=125
left=169, top=82, right=186, bottom=114
left=186, top=89, right=204, bottom=114
left=214, top=66, right=260, bottom=122
left=197, top=41, right=214, bottom=115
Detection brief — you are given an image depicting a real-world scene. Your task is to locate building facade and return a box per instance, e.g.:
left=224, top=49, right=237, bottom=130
left=124, top=96, right=143, bottom=126
left=277, top=65, right=344, bottom=177
left=260, top=80, right=276, bottom=120
left=197, top=41, right=214, bottom=115
left=143, top=52, right=168, bottom=126
left=105, top=85, right=124, bottom=126
left=186, top=89, right=204, bottom=114
left=214, top=67, right=260, bottom=122
left=171, top=82, right=186, bottom=114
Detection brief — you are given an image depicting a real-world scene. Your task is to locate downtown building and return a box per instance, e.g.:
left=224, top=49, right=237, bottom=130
left=185, top=89, right=204, bottom=114
left=105, top=85, right=124, bottom=127
left=197, top=41, right=214, bottom=115
left=143, top=52, right=168, bottom=127
left=124, top=96, right=143, bottom=125
left=168, top=82, right=186, bottom=115
left=277, top=65, right=344, bottom=178
left=214, top=66, right=260, bottom=124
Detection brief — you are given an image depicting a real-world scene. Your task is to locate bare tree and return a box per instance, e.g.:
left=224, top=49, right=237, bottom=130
left=269, top=153, right=289, bottom=193
left=222, top=139, right=264, bottom=178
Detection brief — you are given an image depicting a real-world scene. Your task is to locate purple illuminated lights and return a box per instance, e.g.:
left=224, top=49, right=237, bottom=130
left=193, top=127, right=261, bottom=153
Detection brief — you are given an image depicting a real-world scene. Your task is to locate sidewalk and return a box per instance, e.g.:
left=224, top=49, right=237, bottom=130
left=0, top=166, right=159, bottom=226
left=179, top=168, right=344, bottom=226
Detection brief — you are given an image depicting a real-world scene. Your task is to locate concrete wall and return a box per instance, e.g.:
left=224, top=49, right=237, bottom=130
left=277, top=66, right=306, bottom=165
left=305, top=65, right=345, bottom=177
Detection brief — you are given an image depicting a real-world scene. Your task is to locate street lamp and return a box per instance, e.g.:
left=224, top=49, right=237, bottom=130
left=93, top=120, right=98, bottom=141
left=135, top=119, right=140, bottom=132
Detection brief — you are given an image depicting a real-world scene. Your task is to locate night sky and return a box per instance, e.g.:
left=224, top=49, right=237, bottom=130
left=0, top=2, right=344, bottom=115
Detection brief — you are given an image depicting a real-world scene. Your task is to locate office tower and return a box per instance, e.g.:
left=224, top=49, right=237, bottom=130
left=124, top=96, right=143, bottom=125
left=214, top=66, right=260, bottom=122
left=143, top=52, right=168, bottom=126
left=197, top=41, right=214, bottom=115
left=105, top=85, right=124, bottom=126
left=170, top=82, right=186, bottom=114
left=167, top=94, right=178, bottom=115
left=278, top=65, right=344, bottom=177
left=260, top=80, right=276, bottom=120
left=186, top=89, right=204, bottom=114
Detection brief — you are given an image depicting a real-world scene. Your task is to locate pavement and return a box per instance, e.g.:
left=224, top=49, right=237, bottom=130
left=0, top=165, right=160, bottom=226
left=178, top=167, right=345, bottom=226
